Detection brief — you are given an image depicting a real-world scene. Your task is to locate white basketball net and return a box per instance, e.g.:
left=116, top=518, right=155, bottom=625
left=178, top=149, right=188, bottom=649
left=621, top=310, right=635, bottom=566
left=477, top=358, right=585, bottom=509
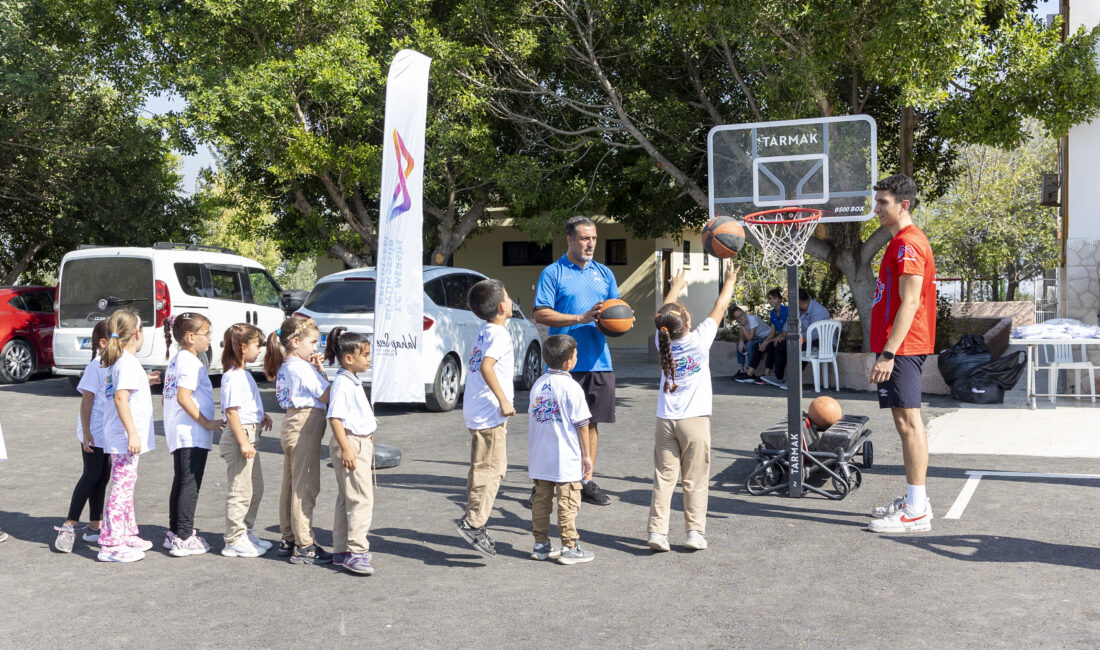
left=743, top=209, right=822, bottom=267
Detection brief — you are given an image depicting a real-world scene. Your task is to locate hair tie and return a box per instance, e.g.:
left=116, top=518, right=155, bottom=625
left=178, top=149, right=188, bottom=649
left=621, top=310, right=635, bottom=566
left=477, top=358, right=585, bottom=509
left=165, top=315, right=176, bottom=327
left=276, top=329, right=282, bottom=336
left=110, top=333, right=119, bottom=339
left=659, top=326, right=668, bottom=333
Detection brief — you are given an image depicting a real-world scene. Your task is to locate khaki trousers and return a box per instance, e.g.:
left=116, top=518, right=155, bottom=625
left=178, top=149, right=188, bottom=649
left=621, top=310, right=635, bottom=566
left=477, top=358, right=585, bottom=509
left=648, top=416, right=711, bottom=535
left=219, top=423, right=264, bottom=544
left=330, top=435, right=374, bottom=554
left=279, top=407, right=327, bottom=546
left=531, top=479, right=581, bottom=546
left=464, top=423, right=507, bottom=529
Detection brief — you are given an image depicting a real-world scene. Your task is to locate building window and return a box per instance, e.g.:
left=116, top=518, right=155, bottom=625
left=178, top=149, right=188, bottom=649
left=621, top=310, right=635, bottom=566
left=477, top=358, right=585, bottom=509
left=605, top=239, right=627, bottom=266
left=682, top=240, right=691, bottom=267
left=703, top=250, right=710, bottom=269
left=502, top=241, right=553, bottom=266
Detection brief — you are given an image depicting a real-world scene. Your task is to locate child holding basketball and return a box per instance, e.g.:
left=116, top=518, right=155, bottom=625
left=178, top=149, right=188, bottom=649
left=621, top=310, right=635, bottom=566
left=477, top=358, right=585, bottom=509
left=648, top=263, right=739, bottom=552
left=455, top=278, right=515, bottom=557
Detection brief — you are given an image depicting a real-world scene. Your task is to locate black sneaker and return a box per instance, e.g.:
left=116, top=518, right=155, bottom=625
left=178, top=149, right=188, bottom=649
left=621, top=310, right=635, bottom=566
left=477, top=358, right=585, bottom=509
left=455, top=518, right=497, bottom=557
left=581, top=481, right=611, bottom=506
left=733, top=371, right=754, bottom=383
left=289, top=544, right=333, bottom=565
left=521, top=485, right=535, bottom=510
left=277, top=539, right=295, bottom=557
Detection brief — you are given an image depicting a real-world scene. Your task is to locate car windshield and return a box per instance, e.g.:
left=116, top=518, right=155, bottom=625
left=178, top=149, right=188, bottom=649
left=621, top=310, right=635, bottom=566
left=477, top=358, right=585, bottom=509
left=59, top=257, right=154, bottom=327
left=303, top=280, right=377, bottom=314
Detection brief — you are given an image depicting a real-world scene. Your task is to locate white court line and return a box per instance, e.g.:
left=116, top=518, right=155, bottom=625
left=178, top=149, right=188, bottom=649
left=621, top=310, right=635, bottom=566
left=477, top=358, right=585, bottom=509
left=944, top=470, right=1100, bottom=520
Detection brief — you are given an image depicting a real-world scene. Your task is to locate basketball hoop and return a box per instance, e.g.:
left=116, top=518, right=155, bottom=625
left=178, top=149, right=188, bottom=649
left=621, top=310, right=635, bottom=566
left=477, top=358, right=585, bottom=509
left=743, top=207, right=823, bottom=267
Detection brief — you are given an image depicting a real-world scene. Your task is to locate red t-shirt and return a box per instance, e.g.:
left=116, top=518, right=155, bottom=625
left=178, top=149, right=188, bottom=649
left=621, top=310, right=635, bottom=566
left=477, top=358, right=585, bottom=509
left=870, top=224, right=937, bottom=355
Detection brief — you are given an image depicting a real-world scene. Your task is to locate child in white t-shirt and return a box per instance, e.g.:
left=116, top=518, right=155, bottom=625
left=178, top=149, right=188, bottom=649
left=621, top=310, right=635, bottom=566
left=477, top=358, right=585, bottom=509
left=647, top=264, right=739, bottom=553
left=455, top=279, right=516, bottom=557
left=53, top=321, right=111, bottom=553
left=97, top=310, right=161, bottom=563
left=162, top=313, right=224, bottom=557
left=527, top=334, right=594, bottom=565
left=323, top=327, right=377, bottom=576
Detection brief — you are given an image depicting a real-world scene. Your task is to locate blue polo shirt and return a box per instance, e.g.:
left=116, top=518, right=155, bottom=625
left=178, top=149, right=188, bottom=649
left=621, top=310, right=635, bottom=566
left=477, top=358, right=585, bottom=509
left=534, top=255, right=621, bottom=372
left=769, top=305, right=789, bottom=332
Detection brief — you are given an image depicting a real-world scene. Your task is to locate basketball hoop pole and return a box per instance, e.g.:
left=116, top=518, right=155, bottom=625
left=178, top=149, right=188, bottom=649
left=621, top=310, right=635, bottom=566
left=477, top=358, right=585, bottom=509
left=785, top=263, right=804, bottom=497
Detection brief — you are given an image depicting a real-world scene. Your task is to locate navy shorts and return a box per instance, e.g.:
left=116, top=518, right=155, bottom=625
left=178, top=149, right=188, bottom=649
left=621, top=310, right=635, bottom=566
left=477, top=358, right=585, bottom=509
left=877, top=354, right=926, bottom=409
left=571, top=371, right=616, bottom=424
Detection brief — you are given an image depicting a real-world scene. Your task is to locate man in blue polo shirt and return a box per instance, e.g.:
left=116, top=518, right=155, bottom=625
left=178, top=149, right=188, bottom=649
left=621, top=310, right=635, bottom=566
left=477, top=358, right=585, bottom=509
left=533, top=216, right=620, bottom=506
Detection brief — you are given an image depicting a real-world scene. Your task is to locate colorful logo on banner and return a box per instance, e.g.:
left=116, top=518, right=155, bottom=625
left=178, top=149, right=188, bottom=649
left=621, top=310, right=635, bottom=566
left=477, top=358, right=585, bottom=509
left=390, top=129, right=414, bottom=219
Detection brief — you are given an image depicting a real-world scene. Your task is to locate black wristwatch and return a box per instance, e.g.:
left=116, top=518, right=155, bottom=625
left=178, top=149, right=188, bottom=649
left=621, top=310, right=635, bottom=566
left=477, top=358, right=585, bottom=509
left=881, top=350, right=895, bottom=360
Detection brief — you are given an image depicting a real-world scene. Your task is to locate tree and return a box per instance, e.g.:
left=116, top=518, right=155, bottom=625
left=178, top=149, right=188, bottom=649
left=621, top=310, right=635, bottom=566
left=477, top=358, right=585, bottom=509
left=468, top=0, right=1100, bottom=348
left=0, top=0, right=199, bottom=284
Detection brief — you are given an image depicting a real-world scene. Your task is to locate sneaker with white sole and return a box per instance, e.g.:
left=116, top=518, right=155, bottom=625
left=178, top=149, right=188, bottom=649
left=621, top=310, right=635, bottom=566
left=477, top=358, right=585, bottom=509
left=221, top=537, right=262, bottom=558
left=456, top=518, right=497, bottom=557
left=53, top=524, right=76, bottom=553
left=733, top=371, right=755, bottom=383
left=867, top=503, right=932, bottom=533
left=647, top=532, right=670, bottom=552
left=170, top=533, right=210, bottom=557
left=530, top=541, right=561, bottom=560
left=761, top=375, right=782, bottom=387
left=684, top=530, right=708, bottom=550
left=247, top=531, right=272, bottom=551
left=81, top=526, right=101, bottom=543
left=123, top=536, right=153, bottom=552
left=558, top=543, right=595, bottom=565
left=97, top=546, right=145, bottom=563
left=870, top=497, right=933, bottom=519
left=163, top=531, right=178, bottom=550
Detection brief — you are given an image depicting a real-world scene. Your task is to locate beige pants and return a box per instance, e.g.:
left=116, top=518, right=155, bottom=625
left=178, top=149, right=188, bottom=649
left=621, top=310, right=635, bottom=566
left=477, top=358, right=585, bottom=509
left=330, top=435, right=374, bottom=554
left=532, top=479, right=581, bottom=547
left=279, top=407, right=327, bottom=547
left=220, top=423, right=264, bottom=544
left=464, top=423, right=507, bottom=529
left=648, top=416, right=711, bottom=535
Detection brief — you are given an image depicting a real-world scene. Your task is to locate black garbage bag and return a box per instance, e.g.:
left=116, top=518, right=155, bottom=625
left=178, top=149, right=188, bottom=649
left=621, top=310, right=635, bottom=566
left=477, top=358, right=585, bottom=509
left=950, top=351, right=1027, bottom=404
left=938, top=334, right=993, bottom=386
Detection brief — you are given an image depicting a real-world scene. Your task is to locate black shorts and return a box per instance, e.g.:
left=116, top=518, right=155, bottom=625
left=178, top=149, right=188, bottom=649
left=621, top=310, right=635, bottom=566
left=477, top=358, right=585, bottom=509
left=877, top=354, right=927, bottom=409
left=571, top=371, right=616, bottom=424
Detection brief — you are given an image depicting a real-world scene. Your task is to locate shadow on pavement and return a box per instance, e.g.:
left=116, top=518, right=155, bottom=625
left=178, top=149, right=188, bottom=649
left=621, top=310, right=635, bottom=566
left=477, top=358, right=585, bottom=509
left=884, top=534, right=1100, bottom=570
left=370, top=527, right=495, bottom=567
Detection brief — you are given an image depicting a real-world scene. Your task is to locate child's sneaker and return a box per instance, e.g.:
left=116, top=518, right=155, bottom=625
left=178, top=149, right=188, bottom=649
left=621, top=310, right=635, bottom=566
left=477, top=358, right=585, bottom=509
left=276, top=539, right=295, bottom=557
left=169, top=533, right=209, bottom=557
left=761, top=375, right=782, bottom=388
left=123, top=536, right=153, bottom=552
left=289, top=544, right=333, bottom=565
left=684, top=530, right=708, bottom=550
left=332, top=552, right=349, bottom=567
left=867, top=502, right=932, bottom=533
left=80, top=526, right=101, bottom=543
left=343, top=552, right=374, bottom=575
left=247, top=531, right=272, bottom=551
left=163, top=531, right=178, bottom=550
left=97, top=546, right=145, bottom=563
left=647, top=532, right=670, bottom=552
left=870, top=497, right=933, bottom=519
left=530, top=541, right=561, bottom=560
left=0, top=529, right=7, bottom=543
left=221, top=537, right=262, bottom=558
left=455, top=518, right=497, bottom=557
left=53, top=524, right=76, bottom=553
left=557, top=542, right=595, bottom=565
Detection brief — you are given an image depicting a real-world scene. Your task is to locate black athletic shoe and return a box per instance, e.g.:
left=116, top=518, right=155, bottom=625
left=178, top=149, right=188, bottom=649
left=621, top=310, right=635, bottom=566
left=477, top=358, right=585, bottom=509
left=277, top=539, right=295, bottom=557
left=581, top=481, right=611, bottom=506
left=456, top=518, right=497, bottom=557
left=733, top=371, right=754, bottom=383
left=521, top=485, right=535, bottom=510
left=289, top=544, right=333, bottom=565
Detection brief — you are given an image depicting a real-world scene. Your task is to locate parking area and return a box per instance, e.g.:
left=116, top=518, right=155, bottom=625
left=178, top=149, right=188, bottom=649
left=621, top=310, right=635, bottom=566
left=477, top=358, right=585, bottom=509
left=1, top=368, right=1098, bottom=647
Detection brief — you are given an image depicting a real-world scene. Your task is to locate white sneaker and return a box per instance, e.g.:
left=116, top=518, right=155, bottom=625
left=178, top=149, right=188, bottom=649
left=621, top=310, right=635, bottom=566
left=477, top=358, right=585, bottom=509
left=761, top=375, right=782, bottom=387
left=170, top=534, right=210, bottom=557
left=867, top=503, right=932, bottom=533
left=684, top=530, right=708, bottom=550
left=247, top=531, right=273, bottom=551
left=97, top=546, right=145, bottom=563
left=647, top=532, right=670, bottom=552
left=871, top=497, right=933, bottom=519
left=221, top=537, right=262, bottom=558
left=163, top=531, right=178, bottom=550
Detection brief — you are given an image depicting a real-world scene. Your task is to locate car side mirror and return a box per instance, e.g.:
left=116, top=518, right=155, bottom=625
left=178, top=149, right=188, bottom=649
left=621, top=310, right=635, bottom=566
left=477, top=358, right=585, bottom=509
left=279, top=290, right=308, bottom=316
left=512, top=304, right=523, bottom=319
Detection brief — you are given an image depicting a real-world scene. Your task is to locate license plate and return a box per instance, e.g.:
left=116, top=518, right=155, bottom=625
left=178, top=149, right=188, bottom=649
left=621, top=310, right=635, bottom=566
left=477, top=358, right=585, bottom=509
left=319, top=334, right=326, bottom=349
left=80, top=338, right=91, bottom=350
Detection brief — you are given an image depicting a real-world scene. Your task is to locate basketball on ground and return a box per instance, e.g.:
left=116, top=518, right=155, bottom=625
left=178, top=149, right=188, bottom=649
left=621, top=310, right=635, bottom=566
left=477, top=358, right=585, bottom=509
left=701, top=216, right=746, bottom=259
left=596, top=299, right=635, bottom=337
left=808, top=396, right=843, bottom=429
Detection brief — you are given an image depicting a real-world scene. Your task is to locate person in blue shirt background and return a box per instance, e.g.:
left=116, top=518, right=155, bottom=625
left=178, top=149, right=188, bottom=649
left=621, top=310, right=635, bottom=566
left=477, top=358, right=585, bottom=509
left=758, top=287, right=789, bottom=386
left=533, top=216, right=619, bottom=506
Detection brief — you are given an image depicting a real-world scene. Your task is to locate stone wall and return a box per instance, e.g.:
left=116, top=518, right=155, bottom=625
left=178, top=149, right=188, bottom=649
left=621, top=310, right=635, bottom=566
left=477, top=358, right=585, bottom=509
left=950, top=301, right=1035, bottom=330
left=1065, top=239, right=1100, bottom=325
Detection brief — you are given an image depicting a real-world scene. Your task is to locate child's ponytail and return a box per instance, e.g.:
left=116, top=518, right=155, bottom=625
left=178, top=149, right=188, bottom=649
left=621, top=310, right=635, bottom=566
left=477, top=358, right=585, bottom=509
left=90, top=320, right=109, bottom=361
left=263, top=330, right=285, bottom=380
left=264, top=314, right=318, bottom=380
left=100, top=310, right=140, bottom=367
left=323, top=326, right=347, bottom=365
left=323, top=326, right=369, bottom=367
left=654, top=303, right=689, bottom=394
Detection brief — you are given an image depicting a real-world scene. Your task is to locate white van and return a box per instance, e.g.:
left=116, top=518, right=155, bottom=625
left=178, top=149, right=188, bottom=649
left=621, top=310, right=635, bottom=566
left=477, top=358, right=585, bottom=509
left=52, top=243, right=290, bottom=378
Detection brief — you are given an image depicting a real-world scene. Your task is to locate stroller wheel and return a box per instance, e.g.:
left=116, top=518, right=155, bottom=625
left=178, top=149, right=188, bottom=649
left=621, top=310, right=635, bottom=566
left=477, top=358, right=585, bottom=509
left=861, top=441, right=874, bottom=469
left=833, top=465, right=863, bottom=494
left=746, top=463, right=783, bottom=495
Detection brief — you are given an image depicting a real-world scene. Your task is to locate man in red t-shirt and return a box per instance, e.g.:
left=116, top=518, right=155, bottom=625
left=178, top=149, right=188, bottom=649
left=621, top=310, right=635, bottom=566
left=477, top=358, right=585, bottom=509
left=866, top=174, right=937, bottom=534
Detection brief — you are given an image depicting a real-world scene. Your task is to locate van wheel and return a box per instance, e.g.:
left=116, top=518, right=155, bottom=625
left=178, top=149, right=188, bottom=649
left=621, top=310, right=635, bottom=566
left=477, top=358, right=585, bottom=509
left=0, top=339, right=35, bottom=383
left=425, top=354, right=461, bottom=412
left=518, top=342, right=541, bottom=391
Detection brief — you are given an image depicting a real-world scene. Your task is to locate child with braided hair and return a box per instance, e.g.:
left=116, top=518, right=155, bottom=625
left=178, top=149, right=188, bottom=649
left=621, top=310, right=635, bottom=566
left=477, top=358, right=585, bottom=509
left=647, top=264, right=738, bottom=553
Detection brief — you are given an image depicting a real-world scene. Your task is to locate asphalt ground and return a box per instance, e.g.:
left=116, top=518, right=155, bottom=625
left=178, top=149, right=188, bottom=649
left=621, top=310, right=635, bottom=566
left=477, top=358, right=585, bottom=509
left=0, top=368, right=1097, bottom=648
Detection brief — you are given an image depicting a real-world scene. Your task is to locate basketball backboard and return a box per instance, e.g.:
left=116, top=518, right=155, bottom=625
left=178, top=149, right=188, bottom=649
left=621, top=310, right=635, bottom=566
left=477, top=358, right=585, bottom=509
left=707, top=115, right=877, bottom=223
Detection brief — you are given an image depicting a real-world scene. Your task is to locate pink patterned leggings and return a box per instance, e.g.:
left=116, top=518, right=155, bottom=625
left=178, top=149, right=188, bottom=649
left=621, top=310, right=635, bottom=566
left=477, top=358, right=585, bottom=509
left=99, top=453, right=140, bottom=547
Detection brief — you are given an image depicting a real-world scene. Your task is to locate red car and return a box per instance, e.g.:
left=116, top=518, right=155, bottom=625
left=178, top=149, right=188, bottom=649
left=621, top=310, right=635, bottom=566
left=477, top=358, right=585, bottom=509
left=0, top=285, right=56, bottom=383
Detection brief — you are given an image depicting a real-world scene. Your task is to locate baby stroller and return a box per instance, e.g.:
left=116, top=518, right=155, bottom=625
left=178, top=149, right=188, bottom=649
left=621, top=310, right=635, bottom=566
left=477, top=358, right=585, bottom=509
left=745, top=414, right=872, bottom=499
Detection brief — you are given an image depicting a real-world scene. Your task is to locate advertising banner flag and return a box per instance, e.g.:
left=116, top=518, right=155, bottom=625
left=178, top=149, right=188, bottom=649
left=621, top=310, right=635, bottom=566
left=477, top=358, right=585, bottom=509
left=372, top=49, right=431, bottom=404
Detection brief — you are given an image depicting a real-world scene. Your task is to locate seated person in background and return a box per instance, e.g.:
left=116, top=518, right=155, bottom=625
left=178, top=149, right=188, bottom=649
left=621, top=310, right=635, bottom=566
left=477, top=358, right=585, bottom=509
left=758, top=288, right=788, bottom=385
left=730, top=306, right=772, bottom=384
left=760, top=288, right=832, bottom=389
left=799, top=288, right=831, bottom=344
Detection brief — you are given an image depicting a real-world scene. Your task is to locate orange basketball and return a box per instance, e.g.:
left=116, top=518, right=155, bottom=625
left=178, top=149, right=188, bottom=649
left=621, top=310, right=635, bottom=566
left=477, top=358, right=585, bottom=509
left=701, top=216, right=746, bottom=259
left=596, top=299, right=635, bottom=337
left=808, top=396, right=843, bottom=429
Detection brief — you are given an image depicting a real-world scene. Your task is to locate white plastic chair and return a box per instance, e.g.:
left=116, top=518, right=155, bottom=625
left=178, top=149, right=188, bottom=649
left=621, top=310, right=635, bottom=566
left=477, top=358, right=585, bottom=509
left=1046, top=343, right=1096, bottom=405
left=801, top=319, right=842, bottom=393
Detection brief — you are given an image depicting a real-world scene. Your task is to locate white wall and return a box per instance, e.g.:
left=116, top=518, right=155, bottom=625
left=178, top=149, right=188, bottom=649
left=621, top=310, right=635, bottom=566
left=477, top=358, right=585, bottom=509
left=1067, top=0, right=1100, bottom=242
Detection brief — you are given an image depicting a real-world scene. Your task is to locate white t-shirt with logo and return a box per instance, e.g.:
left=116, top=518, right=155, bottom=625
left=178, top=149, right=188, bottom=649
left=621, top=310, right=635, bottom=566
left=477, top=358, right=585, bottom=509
left=527, top=371, right=591, bottom=483
left=462, top=322, right=515, bottom=430
left=162, top=350, right=215, bottom=452
left=74, top=358, right=109, bottom=449
left=276, top=356, right=329, bottom=410
left=102, top=352, right=156, bottom=455
left=655, top=317, right=718, bottom=420
left=327, top=369, right=377, bottom=437
left=221, top=367, right=264, bottom=426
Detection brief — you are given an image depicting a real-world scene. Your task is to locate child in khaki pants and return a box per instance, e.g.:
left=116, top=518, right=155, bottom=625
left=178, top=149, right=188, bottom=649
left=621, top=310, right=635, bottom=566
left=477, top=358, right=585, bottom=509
left=527, top=335, right=594, bottom=565
left=455, top=279, right=516, bottom=557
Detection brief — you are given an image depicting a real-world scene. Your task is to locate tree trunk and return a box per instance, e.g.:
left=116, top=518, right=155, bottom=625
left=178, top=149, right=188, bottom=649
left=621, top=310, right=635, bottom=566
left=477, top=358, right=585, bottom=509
left=807, top=222, right=892, bottom=352
left=899, top=106, right=916, bottom=177
left=1, top=240, right=47, bottom=285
